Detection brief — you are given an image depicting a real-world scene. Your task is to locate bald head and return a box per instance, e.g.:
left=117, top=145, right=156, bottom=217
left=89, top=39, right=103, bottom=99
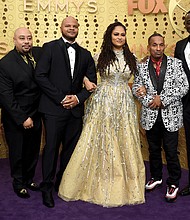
left=60, top=16, right=79, bottom=42
left=13, top=27, right=33, bottom=54
left=14, top=27, right=31, bottom=38
left=61, top=16, right=79, bottom=27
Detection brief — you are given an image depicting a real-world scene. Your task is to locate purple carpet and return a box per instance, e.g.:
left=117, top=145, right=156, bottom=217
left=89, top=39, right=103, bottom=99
left=0, top=158, right=190, bottom=220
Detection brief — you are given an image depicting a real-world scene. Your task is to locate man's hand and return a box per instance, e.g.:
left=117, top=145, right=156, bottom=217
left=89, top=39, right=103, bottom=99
left=62, top=95, right=79, bottom=109
left=148, top=95, right=162, bottom=109
left=23, top=117, right=33, bottom=129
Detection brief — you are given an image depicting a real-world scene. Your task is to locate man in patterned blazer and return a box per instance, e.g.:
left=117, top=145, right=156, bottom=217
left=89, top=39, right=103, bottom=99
left=174, top=11, right=190, bottom=196
left=132, top=33, right=189, bottom=202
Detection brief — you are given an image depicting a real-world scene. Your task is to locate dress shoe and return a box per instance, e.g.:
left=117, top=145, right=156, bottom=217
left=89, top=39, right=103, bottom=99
left=27, top=182, right=40, bottom=191
left=14, top=188, right=30, bottom=199
left=180, top=186, right=190, bottom=196
left=42, top=192, right=54, bottom=208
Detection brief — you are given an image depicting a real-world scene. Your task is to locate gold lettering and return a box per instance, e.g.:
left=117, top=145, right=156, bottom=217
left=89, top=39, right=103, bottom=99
left=153, top=0, right=168, bottom=14
left=55, top=0, right=68, bottom=13
left=38, top=0, right=51, bottom=13
left=88, top=0, right=97, bottom=13
left=71, top=1, right=84, bottom=13
left=138, top=0, right=154, bottom=14
left=24, top=0, right=33, bottom=12
left=0, top=42, right=9, bottom=55
left=128, top=0, right=168, bottom=15
left=128, top=0, right=138, bottom=16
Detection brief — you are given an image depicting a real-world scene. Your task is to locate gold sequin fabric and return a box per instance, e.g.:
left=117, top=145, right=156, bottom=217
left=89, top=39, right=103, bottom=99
left=58, top=51, right=145, bottom=207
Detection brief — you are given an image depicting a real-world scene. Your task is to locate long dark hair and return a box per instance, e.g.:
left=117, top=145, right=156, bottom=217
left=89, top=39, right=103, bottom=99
left=97, top=22, right=137, bottom=75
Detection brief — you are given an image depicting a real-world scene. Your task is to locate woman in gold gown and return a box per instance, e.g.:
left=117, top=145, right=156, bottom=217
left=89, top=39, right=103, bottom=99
left=58, top=22, right=145, bottom=207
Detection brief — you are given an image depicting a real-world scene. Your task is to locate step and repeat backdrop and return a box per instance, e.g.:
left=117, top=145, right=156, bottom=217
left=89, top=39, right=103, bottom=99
left=0, top=0, right=189, bottom=168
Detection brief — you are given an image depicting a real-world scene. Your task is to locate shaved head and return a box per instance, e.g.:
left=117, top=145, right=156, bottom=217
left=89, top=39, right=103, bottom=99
left=60, top=16, right=79, bottom=42
left=13, top=27, right=33, bottom=54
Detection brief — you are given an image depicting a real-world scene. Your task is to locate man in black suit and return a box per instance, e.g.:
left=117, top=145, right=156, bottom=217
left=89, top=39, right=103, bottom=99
left=35, top=16, right=97, bottom=208
left=174, top=11, right=190, bottom=196
left=0, top=28, right=42, bottom=199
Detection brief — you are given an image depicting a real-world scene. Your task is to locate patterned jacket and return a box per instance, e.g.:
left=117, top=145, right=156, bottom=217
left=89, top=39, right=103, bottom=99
left=132, top=55, right=189, bottom=132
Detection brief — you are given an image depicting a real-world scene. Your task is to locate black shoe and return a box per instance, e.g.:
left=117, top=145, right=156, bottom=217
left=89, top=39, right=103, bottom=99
left=42, top=192, right=54, bottom=208
left=180, top=186, right=190, bottom=196
left=14, top=188, right=30, bottom=199
left=27, top=182, right=40, bottom=191
left=165, top=185, right=179, bottom=203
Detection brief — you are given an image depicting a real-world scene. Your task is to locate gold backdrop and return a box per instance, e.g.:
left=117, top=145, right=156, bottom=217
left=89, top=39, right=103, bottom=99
left=0, top=0, right=189, bottom=169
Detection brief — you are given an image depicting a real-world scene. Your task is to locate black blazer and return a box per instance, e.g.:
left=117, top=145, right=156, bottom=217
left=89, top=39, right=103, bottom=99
left=0, top=47, right=42, bottom=125
left=35, top=38, right=97, bottom=117
left=174, top=37, right=190, bottom=109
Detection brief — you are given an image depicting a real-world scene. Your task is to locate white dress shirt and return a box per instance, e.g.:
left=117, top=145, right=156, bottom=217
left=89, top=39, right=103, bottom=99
left=62, top=36, right=76, bottom=78
left=184, top=42, right=190, bottom=71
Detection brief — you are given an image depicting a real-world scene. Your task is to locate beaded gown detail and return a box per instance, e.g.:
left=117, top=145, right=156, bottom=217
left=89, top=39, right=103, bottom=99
left=58, top=51, right=145, bottom=207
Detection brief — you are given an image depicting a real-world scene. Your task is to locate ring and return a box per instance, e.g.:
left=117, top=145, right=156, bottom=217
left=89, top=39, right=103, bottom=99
left=70, top=105, right=72, bottom=108
left=141, top=92, right=144, bottom=95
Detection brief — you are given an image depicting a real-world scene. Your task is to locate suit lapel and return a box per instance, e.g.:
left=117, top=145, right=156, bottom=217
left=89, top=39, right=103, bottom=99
left=148, top=59, right=158, bottom=91
left=157, top=54, right=167, bottom=94
left=57, top=38, right=72, bottom=80
left=72, top=44, right=80, bottom=82
left=13, top=49, right=34, bottom=79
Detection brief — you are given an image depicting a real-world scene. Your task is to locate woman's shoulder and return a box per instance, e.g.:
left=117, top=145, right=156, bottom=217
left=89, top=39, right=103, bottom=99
left=93, top=53, right=100, bottom=62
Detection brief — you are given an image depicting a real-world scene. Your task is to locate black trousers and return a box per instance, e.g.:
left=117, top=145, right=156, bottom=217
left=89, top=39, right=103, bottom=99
left=2, top=113, right=42, bottom=191
left=146, top=119, right=181, bottom=186
left=183, top=108, right=190, bottom=184
left=40, top=112, right=83, bottom=192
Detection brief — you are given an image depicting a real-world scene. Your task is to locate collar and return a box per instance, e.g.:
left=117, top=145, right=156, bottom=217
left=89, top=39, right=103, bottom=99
left=62, top=36, right=76, bottom=44
left=150, top=56, right=163, bottom=64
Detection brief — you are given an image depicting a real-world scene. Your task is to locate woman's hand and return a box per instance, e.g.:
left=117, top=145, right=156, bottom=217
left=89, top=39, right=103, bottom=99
left=136, top=86, right=146, bottom=97
left=83, top=76, right=97, bottom=92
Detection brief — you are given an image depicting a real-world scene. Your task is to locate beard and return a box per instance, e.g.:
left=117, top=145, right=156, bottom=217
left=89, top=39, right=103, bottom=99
left=61, top=31, right=78, bottom=42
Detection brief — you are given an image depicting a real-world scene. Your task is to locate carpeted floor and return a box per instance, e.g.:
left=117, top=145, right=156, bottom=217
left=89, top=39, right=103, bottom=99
left=0, top=158, right=190, bottom=220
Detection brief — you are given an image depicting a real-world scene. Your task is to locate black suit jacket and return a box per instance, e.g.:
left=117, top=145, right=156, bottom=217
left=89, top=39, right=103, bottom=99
left=35, top=38, right=97, bottom=117
left=0, top=47, right=42, bottom=125
left=174, top=37, right=190, bottom=109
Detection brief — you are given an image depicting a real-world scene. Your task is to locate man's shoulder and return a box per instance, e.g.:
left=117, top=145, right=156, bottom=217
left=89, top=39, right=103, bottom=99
left=138, top=56, right=149, bottom=66
left=166, top=55, right=183, bottom=66
left=32, top=46, right=43, bottom=60
left=176, top=37, right=188, bottom=46
left=42, top=39, right=60, bottom=47
left=32, top=46, right=42, bottom=51
left=0, top=49, right=15, bottom=64
left=77, top=45, right=92, bottom=57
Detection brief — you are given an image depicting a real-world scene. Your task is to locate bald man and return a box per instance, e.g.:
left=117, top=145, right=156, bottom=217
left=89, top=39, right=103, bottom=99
left=0, top=28, right=42, bottom=199
left=35, top=16, right=97, bottom=208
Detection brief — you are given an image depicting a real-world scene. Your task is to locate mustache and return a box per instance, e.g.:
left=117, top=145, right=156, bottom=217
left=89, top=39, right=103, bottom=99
left=61, top=31, right=78, bottom=41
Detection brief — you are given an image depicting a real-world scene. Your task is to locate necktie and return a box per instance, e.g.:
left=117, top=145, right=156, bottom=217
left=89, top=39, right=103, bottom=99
left=151, top=57, right=162, bottom=77
left=26, top=54, right=34, bottom=70
left=66, top=42, right=77, bottom=50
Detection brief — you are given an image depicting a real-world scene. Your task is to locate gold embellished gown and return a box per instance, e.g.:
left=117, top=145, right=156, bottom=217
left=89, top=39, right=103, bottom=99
left=58, top=51, right=145, bottom=207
